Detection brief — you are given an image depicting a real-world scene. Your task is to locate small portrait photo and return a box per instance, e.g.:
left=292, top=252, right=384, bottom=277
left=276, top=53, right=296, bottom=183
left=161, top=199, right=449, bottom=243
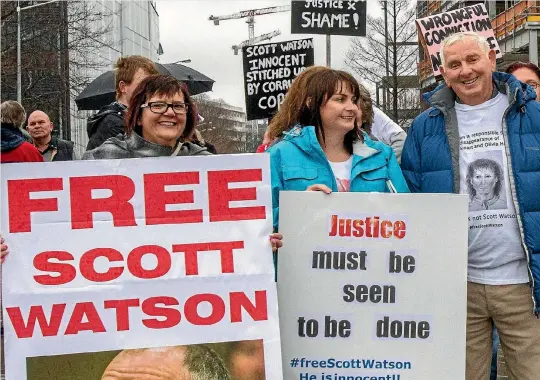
left=466, top=154, right=507, bottom=212
left=26, top=339, right=266, bottom=380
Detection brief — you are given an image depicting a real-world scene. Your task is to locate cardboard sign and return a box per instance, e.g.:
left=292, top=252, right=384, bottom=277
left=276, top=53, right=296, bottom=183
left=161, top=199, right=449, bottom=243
left=1, top=155, right=283, bottom=380
left=278, top=192, right=468, bottom=380
left=291, top=0, right=367, bottom=36
left=243, top=38, right=314, bottom=121
left=416, top=3, right=502, bottom=76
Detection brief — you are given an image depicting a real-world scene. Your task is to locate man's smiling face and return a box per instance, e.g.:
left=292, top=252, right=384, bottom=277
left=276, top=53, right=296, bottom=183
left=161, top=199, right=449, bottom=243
left=440, top=37, right=496, bottom=106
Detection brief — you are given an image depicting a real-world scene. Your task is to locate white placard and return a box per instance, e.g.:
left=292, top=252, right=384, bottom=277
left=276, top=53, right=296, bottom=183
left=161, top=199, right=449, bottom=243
left=278, top=192, right=468, bottom=380
left=1, top=154, right=282, bottom=380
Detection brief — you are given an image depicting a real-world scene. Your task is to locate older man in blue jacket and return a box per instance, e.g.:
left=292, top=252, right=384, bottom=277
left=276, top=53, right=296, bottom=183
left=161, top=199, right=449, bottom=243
left=402, top=31, right=540, bottom=380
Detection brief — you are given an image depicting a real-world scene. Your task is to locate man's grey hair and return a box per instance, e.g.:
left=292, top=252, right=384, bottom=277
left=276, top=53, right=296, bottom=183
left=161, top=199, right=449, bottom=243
left=185, top=344, right=231, bottom=380
left=440, top=32, right=491, bottom=67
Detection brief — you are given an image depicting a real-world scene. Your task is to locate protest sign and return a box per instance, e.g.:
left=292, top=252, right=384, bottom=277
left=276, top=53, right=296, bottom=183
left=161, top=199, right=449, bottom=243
left=278, top=192, right=468, bottom=380
left=1, top=154, right=282, bottom=380
left=291, top=0, right=366, bottom=36
left=243, top=38, right=314, bottom=121
left=416, top=3, right=502, bottom=76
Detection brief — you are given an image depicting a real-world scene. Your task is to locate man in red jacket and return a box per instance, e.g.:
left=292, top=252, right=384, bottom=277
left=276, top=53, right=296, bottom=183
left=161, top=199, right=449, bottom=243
left=0, top=100, right=43, bottom=163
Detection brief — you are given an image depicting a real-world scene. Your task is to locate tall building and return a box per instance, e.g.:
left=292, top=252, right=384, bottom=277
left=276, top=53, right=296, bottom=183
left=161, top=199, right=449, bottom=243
left=195, top=96, right=249, bottom=153
left=0, top=1, right=161, bottom=157
left=489, top=0, right=540, bottom=67
left=70, top=1, right=161, bottom=156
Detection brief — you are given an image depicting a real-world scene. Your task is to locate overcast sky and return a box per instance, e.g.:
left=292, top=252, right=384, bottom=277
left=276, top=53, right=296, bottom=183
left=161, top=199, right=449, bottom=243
left=156, top=0, right=382, bottom=110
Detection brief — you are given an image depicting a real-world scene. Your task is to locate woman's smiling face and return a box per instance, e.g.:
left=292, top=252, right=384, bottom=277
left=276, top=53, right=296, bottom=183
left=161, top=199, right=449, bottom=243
left=140, top=92, right=187, bottom=147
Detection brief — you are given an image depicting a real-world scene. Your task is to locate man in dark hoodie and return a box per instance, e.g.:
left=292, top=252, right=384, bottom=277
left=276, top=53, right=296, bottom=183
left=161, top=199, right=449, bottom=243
left=86, top=55, right=158, bottom=151
left=0, top=100, right=43, bottom=163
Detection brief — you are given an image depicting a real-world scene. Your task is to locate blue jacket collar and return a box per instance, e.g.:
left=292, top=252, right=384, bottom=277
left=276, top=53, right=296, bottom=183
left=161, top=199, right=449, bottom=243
left=424, top=71, right=535, bottom=111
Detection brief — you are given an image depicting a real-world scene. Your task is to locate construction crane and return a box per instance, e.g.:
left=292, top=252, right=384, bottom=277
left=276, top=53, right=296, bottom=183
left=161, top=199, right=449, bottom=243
left=232, top=30, right=281, bottom=55
left=209, top=5, right=290, bottom=41
left=209, top=5, right=291, bottom=150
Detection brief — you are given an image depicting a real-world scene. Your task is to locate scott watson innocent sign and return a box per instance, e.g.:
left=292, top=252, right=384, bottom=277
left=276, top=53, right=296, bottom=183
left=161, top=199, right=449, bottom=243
left=242, top=38, right=314, bottom=121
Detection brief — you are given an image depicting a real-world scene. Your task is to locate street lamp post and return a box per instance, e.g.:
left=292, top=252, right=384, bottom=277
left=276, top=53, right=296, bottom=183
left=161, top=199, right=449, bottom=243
left=17, top=0, right=61, bottom=103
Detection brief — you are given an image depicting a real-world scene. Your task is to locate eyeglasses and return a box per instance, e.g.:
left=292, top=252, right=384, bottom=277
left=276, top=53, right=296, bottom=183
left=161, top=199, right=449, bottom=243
left=141, top=102, right=189, bottom=114
left=526, top=81, right=540, bottom=89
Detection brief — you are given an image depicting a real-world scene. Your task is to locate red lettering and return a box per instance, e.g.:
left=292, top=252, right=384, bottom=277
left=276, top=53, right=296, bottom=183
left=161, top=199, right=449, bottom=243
left=381, top=220, right=392, bottom=238
left=394, top=221, right=407, bottom=239
left=127, top=245, right=171, bottom=279
left=104, top=299, right=140, bottom=331
left=8, top=178, right=62, bottom=233
left=184, top=293, right=225, bottom=325
left=33, top=251, right=76, bottom=285
left=352, top=220, right=364, bottom=237
left=144, top=172, right=202, bottom=225
left=6, top=304, right=66, bottom=338
left=79, top=248, right=124, bottom=282
left=172, top=241, right=244, bottom=275
left=142, top=296, right=181, bottom=329
left=64, top=302, right=106, bottom=335
left=207, top=169, right=265, bottom=222
left=70, top=175, right=136, bottom=230
left=230, top=291, right=268, bottom=322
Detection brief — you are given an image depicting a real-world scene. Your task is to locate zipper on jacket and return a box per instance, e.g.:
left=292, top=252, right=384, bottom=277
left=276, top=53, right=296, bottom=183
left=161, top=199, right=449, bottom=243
left=502, top=86, right=538, bottom=316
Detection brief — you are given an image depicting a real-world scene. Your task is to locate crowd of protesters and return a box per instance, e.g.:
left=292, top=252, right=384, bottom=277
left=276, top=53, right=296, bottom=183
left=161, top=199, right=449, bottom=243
left=2, top=31, right=540, bottom=380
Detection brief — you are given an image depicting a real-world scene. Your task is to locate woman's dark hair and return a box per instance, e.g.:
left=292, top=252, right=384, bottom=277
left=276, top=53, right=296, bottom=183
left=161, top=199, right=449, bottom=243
left=125, top=75, right=197, bottom=139
left=268, top=66, right=363, bottom=153
left=466, top=158, right=502, bottom=199
left=505, top=61, right=540, bottom=82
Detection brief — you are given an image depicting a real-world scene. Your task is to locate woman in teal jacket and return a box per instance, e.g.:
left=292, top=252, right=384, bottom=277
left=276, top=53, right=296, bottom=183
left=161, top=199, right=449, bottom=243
left=267, top=66, right=409, bottom=231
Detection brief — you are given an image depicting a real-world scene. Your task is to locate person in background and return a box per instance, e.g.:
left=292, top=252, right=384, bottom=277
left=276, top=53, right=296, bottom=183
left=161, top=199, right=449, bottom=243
left=267, top=66, right=409, bottom=232
left=401, top=32, right=540, bottom=380
left=27, top=110, right=75, bottom=161
left=86, top=55, right=159, bottom=151
left=505, top=61, right=540, bottom=100
left=371, top=106, right=407, bottom=163
left=0, top=101, right=43, bottom=163
left=257, top=66, right=328, bottom=153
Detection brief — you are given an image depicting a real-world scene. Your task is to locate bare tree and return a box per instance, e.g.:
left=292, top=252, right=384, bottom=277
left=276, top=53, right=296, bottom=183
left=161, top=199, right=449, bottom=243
left=193, top=94, right=248, bottom=154
left=345, top=0, right=419, bottom=127
left=1, top=0, right=115, bottom=138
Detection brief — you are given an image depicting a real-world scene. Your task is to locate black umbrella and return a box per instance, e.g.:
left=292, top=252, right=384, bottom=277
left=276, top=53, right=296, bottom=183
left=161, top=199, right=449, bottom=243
left=75, top=62, right=215, bottom=111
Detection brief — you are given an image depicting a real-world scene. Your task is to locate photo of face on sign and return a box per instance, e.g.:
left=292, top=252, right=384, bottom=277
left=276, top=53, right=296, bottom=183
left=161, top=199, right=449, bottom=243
left=25, top=340, right=266, bottom=380
left=465, top=154, right=507, bottom=212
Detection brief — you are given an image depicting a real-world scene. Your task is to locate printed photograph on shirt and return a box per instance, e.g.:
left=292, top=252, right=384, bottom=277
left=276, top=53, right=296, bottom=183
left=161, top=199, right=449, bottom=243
left=464, top=151, right=507, bottom=212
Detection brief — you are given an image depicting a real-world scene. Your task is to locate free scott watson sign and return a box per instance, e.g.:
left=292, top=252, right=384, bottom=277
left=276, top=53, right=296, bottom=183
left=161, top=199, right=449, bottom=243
left=291, top=0, right=366, bottom=36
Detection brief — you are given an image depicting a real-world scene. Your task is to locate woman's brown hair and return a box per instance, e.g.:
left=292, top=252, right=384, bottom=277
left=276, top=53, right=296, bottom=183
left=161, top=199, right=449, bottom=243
left=125, top=75, right=197, bottom=140
left=268, top=66, right=367, bottom=152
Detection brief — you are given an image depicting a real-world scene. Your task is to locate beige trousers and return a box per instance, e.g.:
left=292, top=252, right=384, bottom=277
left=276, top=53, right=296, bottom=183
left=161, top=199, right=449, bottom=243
left=466, top=282, right=540, bottom=380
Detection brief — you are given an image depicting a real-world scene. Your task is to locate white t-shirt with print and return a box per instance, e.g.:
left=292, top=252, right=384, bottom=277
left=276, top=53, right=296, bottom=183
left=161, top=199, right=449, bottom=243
left=329, top=156, right=353, bottom=192
left=455, top=92, right=528, bottom=285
